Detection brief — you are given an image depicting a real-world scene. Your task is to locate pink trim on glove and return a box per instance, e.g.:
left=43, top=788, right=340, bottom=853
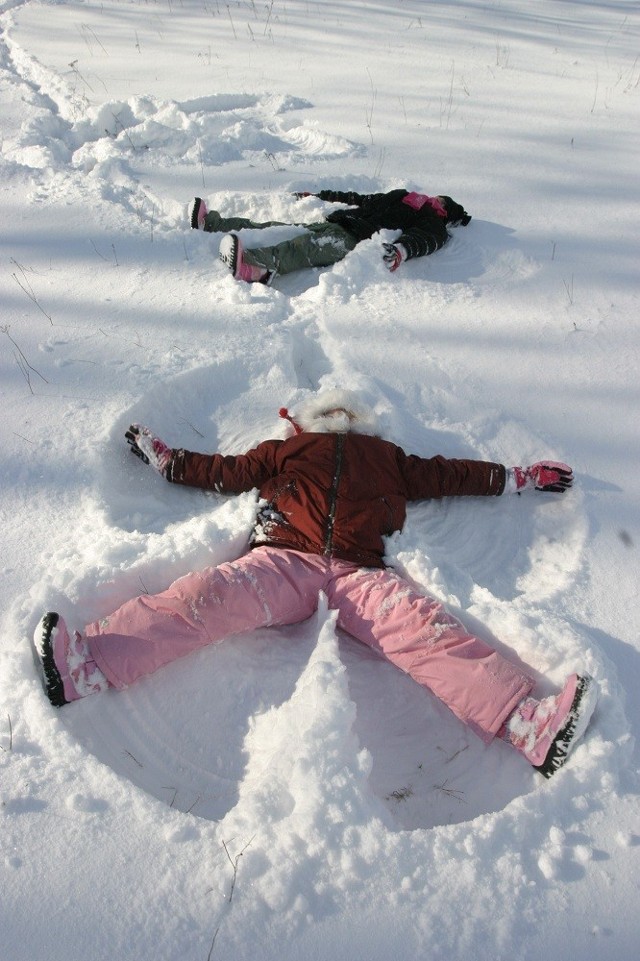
left=509, top=461, right=573, bottom=493
left=132, top=425, right=172, bottom=476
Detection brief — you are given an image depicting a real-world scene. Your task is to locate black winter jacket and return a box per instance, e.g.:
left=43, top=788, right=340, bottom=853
left=315, top=189, right=471, bottom=260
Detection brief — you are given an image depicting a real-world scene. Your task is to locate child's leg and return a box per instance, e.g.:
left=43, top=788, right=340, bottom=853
left=202, top=210, right=289, bottom=232
left=85, top=547, right=324, bottom=689
left=241, top=223, right=357, bottom=275
left=326, top=564, right=534, bottom=743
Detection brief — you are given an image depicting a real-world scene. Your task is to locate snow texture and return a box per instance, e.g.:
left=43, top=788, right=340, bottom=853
left=1, top=1, right=639, bottom=959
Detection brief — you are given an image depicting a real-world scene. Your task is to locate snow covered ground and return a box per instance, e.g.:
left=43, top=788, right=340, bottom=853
left=1, top=1, right=639, bottom=958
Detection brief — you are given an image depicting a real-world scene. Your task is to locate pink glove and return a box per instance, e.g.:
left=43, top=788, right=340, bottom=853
left=509, top=462, right=573, bottom=494
left=125, top=424, right=172, bottom=477
left=382, top=242, right=407, bottom=272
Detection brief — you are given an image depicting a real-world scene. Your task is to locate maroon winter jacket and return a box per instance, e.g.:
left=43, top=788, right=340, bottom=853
left=166, top=432, right=505, bottom=569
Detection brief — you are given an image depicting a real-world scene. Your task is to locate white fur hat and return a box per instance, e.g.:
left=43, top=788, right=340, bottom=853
left=280, top=388, right=379, bottom=436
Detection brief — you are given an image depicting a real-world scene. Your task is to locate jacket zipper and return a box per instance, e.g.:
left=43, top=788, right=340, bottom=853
left=324, top=433, right=345, bottom=555
left=380, top=496, right=394, bottom=535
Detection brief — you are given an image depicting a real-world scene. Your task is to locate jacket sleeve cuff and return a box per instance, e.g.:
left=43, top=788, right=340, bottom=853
left=166, top=449, right=185, bottom=484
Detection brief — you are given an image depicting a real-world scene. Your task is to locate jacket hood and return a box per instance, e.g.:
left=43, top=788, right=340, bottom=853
left=292, top=388, right=379, bottom=435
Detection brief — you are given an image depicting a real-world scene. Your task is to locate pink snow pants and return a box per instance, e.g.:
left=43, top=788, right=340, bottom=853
left=86, top=546, right=533, bottom=742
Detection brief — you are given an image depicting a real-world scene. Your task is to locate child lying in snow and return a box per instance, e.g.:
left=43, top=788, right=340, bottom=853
left=190, top=189, right=471, bottom=284
left=33, top=389, right=597, bottom=779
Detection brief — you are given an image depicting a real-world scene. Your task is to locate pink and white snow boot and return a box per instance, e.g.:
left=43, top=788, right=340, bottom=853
left=505, top=673, right=598, bottom=778
left=32, top=612, right=109, bottom=707
left=219, top=233, right=271, bottom=284
left=190, top=197, right=208, bottom=230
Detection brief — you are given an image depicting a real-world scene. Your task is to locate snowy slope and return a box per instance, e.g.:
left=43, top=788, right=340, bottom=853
left=1, top=1, right=639, bottom=959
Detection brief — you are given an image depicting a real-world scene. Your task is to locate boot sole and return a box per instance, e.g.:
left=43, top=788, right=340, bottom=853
left=190, top=197, right=205, bottom=230
left=219, top=234, right=239, bottom=274
left=32, top=612, right=68, bottom=707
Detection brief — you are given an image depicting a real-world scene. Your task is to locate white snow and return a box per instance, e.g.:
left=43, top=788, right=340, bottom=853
left=1, top=1, right=639, bottom=958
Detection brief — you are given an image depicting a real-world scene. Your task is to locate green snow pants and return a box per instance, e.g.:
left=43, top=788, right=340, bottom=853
left=203, top=209, right=358, bottom=276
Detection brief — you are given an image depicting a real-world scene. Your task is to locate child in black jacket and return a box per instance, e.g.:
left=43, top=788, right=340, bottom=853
left=190, top=189, right=471, bottom=283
